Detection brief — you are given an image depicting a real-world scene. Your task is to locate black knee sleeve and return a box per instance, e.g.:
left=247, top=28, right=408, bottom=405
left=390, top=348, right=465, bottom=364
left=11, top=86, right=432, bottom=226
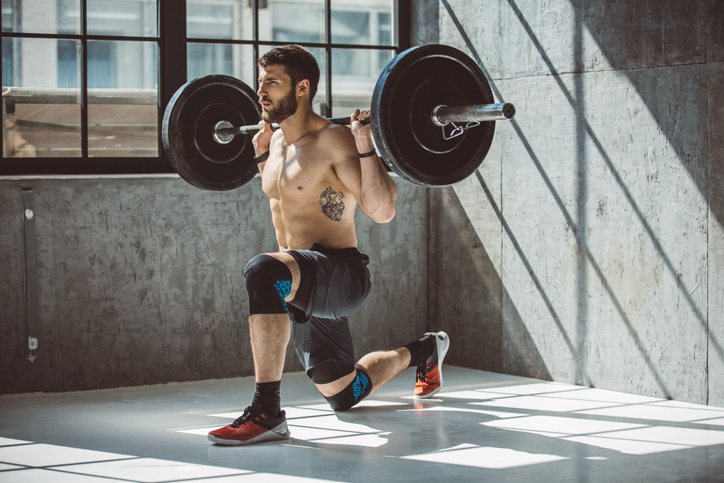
left=244, top=254, right=292, bottom=315
left=324, top=369, right=372, bottom=412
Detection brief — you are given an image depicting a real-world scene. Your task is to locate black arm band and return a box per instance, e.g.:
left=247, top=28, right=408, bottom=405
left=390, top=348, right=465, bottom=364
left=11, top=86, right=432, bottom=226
left=254, top=151, right=269, bottom=163
left=358, top=150, right=376, bottom=158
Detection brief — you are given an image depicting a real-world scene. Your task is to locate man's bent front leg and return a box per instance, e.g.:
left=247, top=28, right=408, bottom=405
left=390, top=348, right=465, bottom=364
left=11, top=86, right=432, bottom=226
left=243, top=252, right=300, bottom=420
left=206, top=252, right=299, bottom=446
left=249, top=313, right=291, bottom=382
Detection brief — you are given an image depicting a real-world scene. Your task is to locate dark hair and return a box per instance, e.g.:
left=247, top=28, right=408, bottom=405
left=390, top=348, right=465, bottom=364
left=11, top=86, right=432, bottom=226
left=258, top=45, right=320, bottom=104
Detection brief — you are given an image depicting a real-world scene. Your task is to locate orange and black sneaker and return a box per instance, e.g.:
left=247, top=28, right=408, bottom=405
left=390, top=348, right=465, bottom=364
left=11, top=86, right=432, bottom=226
left=207, top=406, right=290, bottom=446
left=414, top=331, right=450, bottom=398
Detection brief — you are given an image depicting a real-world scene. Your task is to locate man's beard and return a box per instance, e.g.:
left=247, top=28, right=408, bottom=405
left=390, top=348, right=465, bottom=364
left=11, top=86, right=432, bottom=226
left=261, top=88, right=298, bottom=124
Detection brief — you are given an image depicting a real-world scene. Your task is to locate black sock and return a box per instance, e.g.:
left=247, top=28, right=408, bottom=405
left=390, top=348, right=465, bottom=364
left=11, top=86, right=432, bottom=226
left=406, top=335, right=435, bottom=368
left=251, top=381, right=281, bottom=416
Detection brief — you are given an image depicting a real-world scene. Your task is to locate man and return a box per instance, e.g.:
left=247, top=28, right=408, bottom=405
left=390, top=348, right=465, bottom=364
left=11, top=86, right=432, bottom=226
left=208, top=45, right=450, bottom=446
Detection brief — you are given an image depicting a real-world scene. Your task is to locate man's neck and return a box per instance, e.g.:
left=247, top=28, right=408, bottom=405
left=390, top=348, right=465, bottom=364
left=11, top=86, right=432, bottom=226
left=278, top=104, right=323, bottom=145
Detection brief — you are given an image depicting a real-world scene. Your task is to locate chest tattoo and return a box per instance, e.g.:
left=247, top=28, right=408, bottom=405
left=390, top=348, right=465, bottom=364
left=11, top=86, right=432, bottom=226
left=319, top=187, right=345, bottom=222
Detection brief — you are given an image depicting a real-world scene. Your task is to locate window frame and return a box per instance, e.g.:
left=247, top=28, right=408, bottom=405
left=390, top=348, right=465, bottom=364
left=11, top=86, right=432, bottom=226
left=0, top=0, right=409, bottom=176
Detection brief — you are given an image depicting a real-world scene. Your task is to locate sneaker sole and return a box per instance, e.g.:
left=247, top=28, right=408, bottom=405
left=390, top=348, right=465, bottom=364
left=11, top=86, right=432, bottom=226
left=207, top=423, right=291, bottom=446
left=415, top=331, right=450, bottom=399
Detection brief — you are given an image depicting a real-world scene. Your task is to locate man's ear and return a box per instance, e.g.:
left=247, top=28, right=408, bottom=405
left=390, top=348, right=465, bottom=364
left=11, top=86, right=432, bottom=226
left=297, top=79, right=310, bottom=97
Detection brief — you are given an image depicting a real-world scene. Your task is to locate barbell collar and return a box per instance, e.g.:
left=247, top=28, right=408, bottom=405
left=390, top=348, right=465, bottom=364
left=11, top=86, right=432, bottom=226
left=432, top=103, right=515, bottom=126
left=213, top=121, right=235, bottom=144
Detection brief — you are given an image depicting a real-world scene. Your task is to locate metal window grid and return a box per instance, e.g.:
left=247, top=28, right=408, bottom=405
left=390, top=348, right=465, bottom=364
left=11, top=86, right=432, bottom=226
left=0, top=0, right=408, bottom=175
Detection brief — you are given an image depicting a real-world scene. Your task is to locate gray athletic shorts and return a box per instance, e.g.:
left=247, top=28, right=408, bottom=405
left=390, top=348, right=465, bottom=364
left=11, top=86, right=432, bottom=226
left=287, top=244, right=372, bottom=384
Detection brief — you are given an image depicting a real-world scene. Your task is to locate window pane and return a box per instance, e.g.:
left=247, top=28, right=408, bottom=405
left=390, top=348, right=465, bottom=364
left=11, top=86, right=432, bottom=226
left=187, top=1, right=251, bottom=41
left=56, top=0, right=82, bottom=34
left=87, top=40, right=158, bottom=157
left=188, top=43, right=255, bottom=87
left=2, top=37, right=81, bottom=158
left=378, top=12, right=392, bottom=46
left=331, top=48, right=393, bottom=118
left=258, top=45, right=327, bottom=116
left=331, top=47, right=393, bottom=76
left=331, top=0, right=393, bottom=46
left=2, top=0, right=80, bottom=34
left=260, top=0, right=325, bottom=43
left=87, top=0, right=157, bottom=37
left=331, top=10, right=368, bottom=45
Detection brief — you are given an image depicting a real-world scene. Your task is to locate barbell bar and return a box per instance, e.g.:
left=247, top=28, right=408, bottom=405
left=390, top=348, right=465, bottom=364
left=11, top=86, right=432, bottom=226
left=213, top=116, right=362, bottom=142
left=214, top=102, right=515, bottom=140
left=162, top=44, right=517, bottom=190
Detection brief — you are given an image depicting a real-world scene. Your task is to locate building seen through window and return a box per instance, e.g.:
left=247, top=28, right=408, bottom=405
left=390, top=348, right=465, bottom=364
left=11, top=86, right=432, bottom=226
left=2, top=0, right=397, bottom=162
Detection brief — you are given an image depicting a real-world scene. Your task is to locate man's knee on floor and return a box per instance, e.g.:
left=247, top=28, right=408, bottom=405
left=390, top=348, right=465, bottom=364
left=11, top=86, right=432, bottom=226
left=323, top=369, right=373, bottom=412
left=244, top=254, right=292, bottom=315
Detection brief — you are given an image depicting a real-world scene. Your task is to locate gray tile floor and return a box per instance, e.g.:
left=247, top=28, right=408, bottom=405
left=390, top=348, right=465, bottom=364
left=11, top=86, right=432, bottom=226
left=1, top=366, right=723, bottom=482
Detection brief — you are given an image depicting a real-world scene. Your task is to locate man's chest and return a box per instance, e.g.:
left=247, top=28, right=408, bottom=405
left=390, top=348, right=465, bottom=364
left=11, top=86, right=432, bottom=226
left=261, top=147, right=333, bottom=199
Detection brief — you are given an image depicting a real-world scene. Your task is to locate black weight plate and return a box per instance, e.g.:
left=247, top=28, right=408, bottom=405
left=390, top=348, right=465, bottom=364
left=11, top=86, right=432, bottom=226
left=162, top=75, right=260, bottom=191
left=372, top=44, right=495, bottom=187
left=194, top=103, right=246, bottom=164
left=409, top=78, right=467, bottom=155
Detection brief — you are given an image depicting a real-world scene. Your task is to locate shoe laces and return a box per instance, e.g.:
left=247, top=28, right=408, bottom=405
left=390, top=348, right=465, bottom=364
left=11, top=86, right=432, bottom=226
left=417, top=361, right=430, bottom=384
left=231, top=406, right=259, bottom=428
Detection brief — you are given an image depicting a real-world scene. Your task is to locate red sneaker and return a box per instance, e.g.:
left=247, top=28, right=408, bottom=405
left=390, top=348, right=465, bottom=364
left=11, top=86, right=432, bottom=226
left=208, top=406, right=290, bottom=446
left=414, top=331, right=450, bottom=398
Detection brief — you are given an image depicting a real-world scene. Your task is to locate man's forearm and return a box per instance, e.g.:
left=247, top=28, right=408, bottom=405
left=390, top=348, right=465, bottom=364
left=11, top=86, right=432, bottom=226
left=359, top=153, right=397, bottom=223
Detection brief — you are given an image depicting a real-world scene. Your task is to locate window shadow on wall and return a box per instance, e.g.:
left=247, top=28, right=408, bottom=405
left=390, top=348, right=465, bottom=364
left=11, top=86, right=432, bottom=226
left=568, top=0, right=724, bottom=229
left=431, top=187, right=552, bottom=382
left=438, top=0, right=724, bottom=396
left=500, top=0, right=724, bottom=372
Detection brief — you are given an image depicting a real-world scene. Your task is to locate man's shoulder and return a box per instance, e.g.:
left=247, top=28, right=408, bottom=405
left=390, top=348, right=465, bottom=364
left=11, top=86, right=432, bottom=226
left=315, top=122, right=355, bottom=155
left=317, top=121, right=350, bottom=138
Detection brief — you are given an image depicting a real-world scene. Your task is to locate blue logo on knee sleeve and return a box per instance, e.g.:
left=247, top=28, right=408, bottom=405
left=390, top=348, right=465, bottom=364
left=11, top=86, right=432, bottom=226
left=352, top=372, right=370, bottom=401
left=274, top=280, right=291, bottom=310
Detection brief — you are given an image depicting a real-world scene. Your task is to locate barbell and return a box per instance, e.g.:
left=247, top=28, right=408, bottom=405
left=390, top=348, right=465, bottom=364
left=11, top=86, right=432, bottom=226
left=162, top=44, right=515, bottom=191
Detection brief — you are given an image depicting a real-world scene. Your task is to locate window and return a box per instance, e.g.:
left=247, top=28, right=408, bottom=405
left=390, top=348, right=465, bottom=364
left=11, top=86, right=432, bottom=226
left=2, top=0, right=159, bottom=161
left=1, top=0, right=407, bottom=174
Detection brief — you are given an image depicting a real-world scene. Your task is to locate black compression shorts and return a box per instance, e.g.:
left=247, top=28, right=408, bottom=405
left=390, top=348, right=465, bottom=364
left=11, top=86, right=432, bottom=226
left=286, top=244, right=372, bottom=384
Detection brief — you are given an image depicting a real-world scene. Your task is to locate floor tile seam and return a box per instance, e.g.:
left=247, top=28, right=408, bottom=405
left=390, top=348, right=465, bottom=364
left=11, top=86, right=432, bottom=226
left=485, top=411, right=724, bottom=436
left=533, top=391, right=724, bottom=411
left=34, top=463, right=249, bottom=483
left=495, top=424, right=654, bottom=440
left=11, top=456, right=265, bottom=482
left=464, top=404, right=724, bottom=431
left=483, top=424, right=724, bottom=450
left=567, top=411, right=724, bottom=429
left=26, top=456, right=140, bottom=469
left=0, top=442, right=35, bottom=449
left=286, top=423, right=385, bottom=437
left=39, top=465, right=140, bottom=482
left=0, top=463, right=32, bottom=470
left=287, top=431, right=389, bottom=445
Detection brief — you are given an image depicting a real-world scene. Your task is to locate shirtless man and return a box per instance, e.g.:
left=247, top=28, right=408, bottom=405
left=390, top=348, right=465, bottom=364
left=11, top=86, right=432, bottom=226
left=208, top=45, right=450, bottom=446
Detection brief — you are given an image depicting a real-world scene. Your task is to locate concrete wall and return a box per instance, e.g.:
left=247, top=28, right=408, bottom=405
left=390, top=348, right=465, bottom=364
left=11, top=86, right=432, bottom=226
left=3, top=2, right=722, bottom=409
left=0, top=177, right=428, bottom=394
left=425, top=0, right=723, bottom=405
